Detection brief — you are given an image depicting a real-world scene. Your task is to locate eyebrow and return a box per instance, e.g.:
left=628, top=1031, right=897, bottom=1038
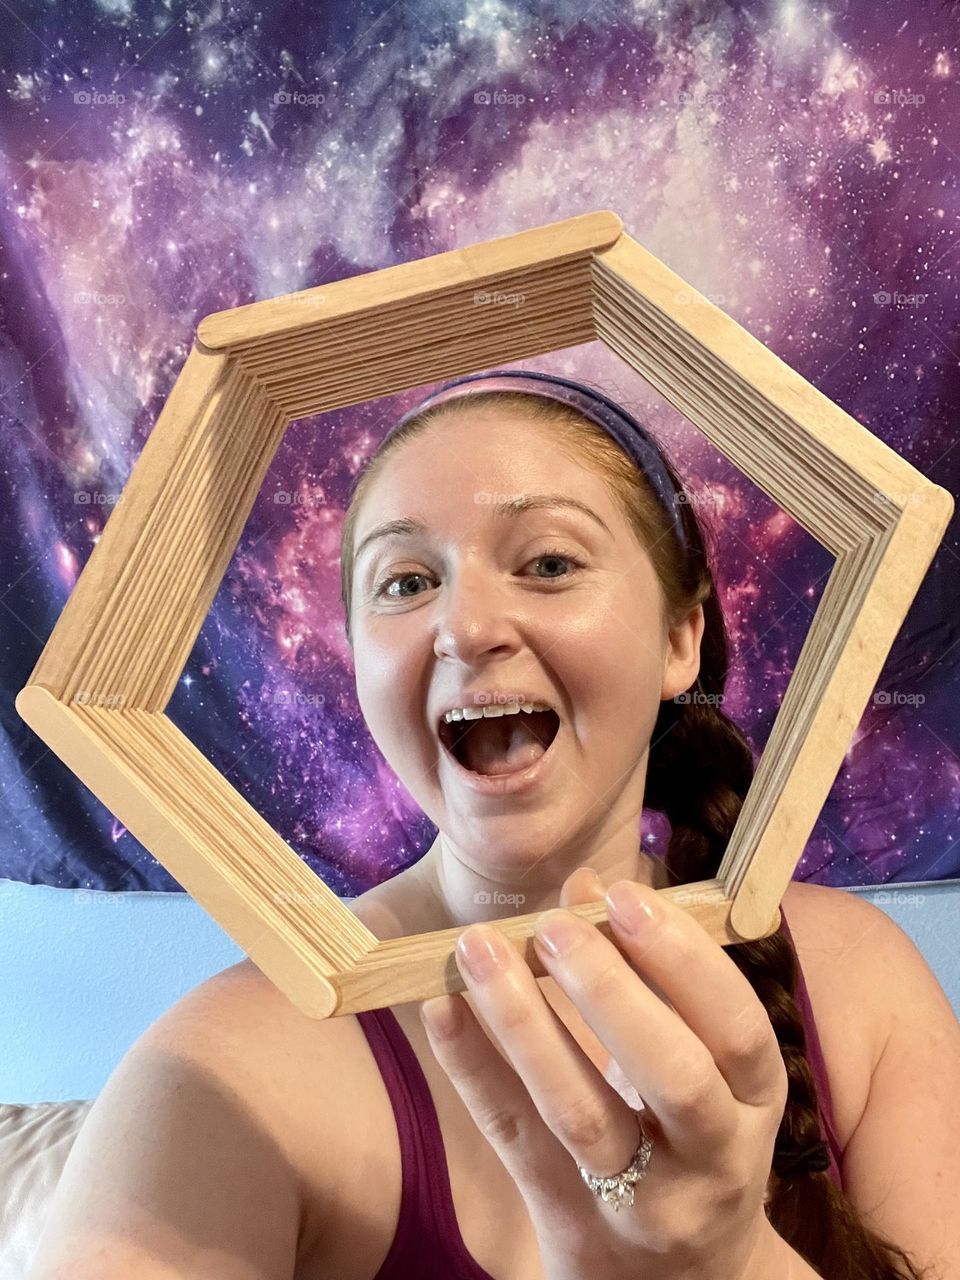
left=354, top=494, right=613, bottom=563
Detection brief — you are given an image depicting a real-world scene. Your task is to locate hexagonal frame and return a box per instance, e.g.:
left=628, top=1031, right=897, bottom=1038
left=15, top=210, right=953, bottom=1020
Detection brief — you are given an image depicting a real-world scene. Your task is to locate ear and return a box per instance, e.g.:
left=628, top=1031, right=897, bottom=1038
left=660, top=602, right=705, bottom=702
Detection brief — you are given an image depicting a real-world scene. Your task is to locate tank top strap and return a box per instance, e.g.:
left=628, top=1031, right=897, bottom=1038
left=355, top=1005, right=496, bottom=1278
left=778, top=908, right=845, bottom=1188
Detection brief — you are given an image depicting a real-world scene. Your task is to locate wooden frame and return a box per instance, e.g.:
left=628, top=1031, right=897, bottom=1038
left=15, top=210, right=953, bottom=1019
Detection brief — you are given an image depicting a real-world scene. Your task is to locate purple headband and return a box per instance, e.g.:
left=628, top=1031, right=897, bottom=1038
left=383, top=369, right=689, bottom=556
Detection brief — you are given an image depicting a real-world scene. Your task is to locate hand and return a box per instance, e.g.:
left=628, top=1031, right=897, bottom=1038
left=419, top=870, right=787, bottom=1280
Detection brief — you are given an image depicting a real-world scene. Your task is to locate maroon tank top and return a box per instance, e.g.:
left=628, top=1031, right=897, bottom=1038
left=354, top=906, right=844, bottom=1279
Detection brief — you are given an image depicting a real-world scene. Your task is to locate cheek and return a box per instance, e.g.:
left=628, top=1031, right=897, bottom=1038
left=603, top=581, right=666, bottom=676
left=552, top=600, right=664, bottom=738
left=554, top=594, right=662, bottom=680
left=352, top=637, right=424, bottom=754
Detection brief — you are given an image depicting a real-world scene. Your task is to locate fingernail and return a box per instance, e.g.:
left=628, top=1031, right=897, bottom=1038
left=457, top=926, right=504, bottom=981
left=535, top=908, right=588, bottom=957
left=605, top=882, right=661, bottom=935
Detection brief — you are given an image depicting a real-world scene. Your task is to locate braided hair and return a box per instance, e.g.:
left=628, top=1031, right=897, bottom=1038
left=339, top=386, right=931, bottom=1279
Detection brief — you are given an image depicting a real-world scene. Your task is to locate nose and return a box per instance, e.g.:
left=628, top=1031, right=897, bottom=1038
left=432, top=561, right=522, bottom=665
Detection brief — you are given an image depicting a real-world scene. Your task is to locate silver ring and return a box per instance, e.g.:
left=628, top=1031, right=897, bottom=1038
left=576, top=1112, right=654, bottom=1211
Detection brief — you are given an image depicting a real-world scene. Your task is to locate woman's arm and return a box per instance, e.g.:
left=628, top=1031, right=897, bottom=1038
left=26, top=985, right=305, bottom=1279
left=833, top=890, right=960, bottom=1280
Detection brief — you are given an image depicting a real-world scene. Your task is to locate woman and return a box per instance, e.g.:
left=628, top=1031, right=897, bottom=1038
left=333, top=368, right=957, bottom=1280
left=28, top=370, right=958, bottom=1280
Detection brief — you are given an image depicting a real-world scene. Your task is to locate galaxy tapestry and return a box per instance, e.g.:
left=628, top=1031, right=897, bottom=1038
left=1, top=1, right=958, bottom=893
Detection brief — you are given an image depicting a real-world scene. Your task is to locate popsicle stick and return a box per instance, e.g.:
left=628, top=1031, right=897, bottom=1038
left=16, top=210, right=952, bottom=1019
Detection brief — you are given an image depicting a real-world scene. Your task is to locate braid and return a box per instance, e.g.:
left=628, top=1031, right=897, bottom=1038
left=646, top=590, right=929, bottom=1277
left=647, top=588, right=836, bottom=1174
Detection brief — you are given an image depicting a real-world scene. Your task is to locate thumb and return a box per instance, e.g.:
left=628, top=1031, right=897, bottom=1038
left=558, top=866, right=606, bottom=910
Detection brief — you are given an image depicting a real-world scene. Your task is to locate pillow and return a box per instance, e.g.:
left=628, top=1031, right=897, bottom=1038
left=0, top=1100, right=94, bottom=1278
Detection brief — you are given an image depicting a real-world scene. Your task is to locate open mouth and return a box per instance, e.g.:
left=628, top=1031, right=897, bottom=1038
left=438, top=708, right=561, bottom=777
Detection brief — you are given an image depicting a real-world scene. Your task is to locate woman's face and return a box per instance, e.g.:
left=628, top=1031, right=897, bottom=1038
left=348, top=405, right=703, bottom=880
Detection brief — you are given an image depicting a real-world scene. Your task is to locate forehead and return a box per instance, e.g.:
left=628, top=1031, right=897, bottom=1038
left=363, top=406, right=614, bottom=511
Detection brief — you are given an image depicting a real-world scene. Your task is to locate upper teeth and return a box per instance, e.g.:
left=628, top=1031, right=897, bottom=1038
left=443, top=701, right=551, bottom=724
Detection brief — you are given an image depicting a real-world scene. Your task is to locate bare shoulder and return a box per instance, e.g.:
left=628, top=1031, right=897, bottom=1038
left=786, top=877, right=959, bottom=1031
left=779, top=879, right=915, bottom=1070
left=28, top=959, right=332, bottom=1278
left=156, top=950, right=363, bottom=1118
left=145, top=958, right=364, bottom=1266
left=781, top=876, right=909, bottom=962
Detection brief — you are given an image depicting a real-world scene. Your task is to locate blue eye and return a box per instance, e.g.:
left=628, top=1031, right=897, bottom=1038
left=374, top=570, right=432, bottom=601
left=372, top=548, right=585, bottom=601
left=532, top=549, right=583, bottom=580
